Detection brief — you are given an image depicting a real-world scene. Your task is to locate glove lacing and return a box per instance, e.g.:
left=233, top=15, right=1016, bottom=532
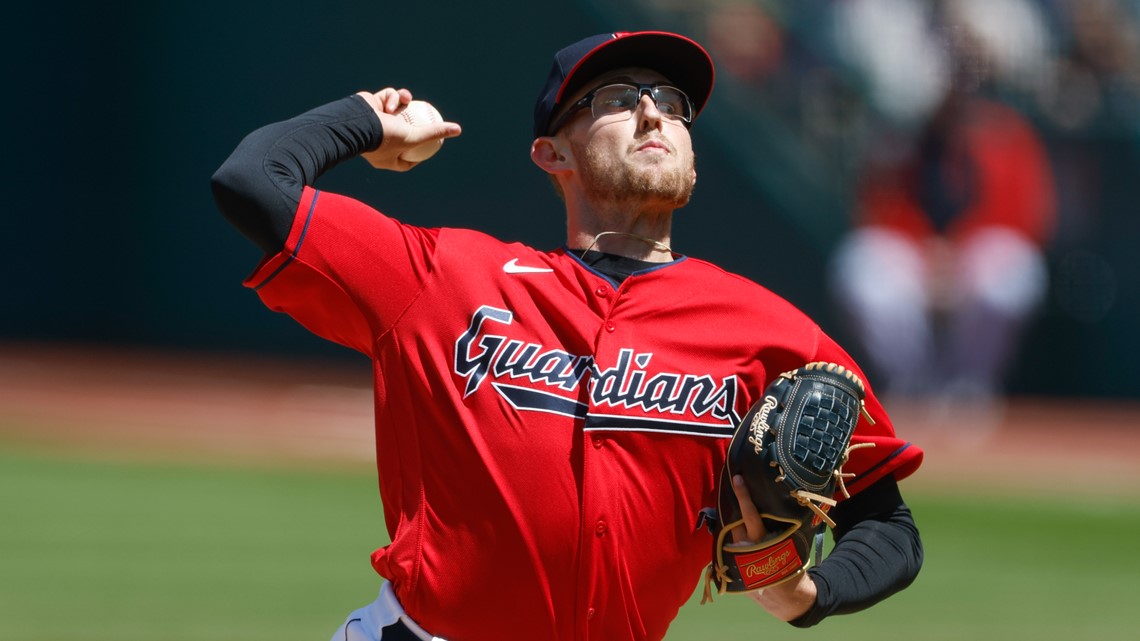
left=782, top=441, right=877, bottom=528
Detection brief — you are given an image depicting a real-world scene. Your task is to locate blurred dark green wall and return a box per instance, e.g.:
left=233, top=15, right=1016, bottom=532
left=4, top=2, right=1138, bottom=398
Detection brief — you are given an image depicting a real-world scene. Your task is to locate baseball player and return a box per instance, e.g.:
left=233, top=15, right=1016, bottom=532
left=211, top=31, right=924, bottom=641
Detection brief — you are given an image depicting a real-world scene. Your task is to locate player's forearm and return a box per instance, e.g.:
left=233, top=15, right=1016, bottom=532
left=210, top=94, right=383, bottom=253
left=789, top=477, right=923, bottom=627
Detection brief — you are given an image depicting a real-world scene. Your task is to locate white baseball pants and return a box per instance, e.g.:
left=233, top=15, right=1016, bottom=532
left=328, top=582, right=447, bottom=641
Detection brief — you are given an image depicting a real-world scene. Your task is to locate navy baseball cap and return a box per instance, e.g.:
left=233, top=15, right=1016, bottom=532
left=533, top=31, right=715, bottom=138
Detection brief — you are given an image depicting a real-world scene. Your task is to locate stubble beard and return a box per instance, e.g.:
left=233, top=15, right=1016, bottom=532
left=574, top=140, right=695, bottom=211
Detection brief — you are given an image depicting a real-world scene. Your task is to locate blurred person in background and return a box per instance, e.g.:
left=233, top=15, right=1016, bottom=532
left=828, top=18, right=1058, bottom=410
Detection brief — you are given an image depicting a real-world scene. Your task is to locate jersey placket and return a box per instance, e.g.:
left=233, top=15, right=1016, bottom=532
left=577, top=276, right=626, bottom=640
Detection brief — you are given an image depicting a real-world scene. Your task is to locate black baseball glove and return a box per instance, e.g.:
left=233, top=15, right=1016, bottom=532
left=703, top=362, right=874, bottom=602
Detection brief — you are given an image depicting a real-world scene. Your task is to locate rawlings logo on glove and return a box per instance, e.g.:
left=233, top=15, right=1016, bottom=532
left=703, top=362, right=875, bottom=602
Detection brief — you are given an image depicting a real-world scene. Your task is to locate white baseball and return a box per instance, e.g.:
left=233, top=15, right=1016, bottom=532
left=398, top=100, right=445, bottom=162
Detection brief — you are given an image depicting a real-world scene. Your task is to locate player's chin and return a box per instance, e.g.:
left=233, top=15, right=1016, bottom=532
left=637, top=161, right=689, bottom=184
left=626, top=157, right=684, bottom=181
left=640, top=179, right=694, bottom=209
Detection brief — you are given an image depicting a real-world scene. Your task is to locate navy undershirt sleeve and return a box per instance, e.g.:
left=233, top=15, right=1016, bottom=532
left=789, top=475, right=923, bottom=627
left=210, top=94, right=382, bottom=254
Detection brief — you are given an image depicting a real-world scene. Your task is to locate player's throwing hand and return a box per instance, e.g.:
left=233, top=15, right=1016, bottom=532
left=356, top=88, right=462, bottom=172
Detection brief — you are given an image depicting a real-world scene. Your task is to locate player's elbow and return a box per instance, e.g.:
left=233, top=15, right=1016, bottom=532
left=210, top=165, right=258, bottom=234
left=210, top=158, right=292, bottom=254
left=210, top=160, right=253, bottom=221
left=898, top=516, right=924, bottom=590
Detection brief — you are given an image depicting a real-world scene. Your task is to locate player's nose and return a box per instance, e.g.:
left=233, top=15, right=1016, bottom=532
left=636, top=94, right=665, bottom=132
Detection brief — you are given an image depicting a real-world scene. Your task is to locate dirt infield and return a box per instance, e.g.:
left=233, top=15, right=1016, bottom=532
left=3, top=342, right=1139, bottom=494
left=0, top=343, right=376, bottom=467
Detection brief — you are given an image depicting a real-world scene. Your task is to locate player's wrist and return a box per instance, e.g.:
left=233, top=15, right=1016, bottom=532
left=749, top=571, right=817, bottom=621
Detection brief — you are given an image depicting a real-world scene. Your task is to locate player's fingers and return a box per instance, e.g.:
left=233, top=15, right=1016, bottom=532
left=372, top=88, right=411, bottom=114
left=392, top=88, right=413, bottom=111
left=404, top=121, right=462, bottom=144
left=731, top=474, right=768, bottom=544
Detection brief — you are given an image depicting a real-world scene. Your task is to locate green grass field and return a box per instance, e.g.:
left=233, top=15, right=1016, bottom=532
left=2, top=442, right=1138, bottom=641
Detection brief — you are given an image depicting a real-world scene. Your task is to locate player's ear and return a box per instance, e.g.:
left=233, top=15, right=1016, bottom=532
left=530, top=136, right=573, bottom=175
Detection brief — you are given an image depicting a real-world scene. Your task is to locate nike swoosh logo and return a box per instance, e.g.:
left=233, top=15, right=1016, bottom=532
left=503, top=258, right=554, bottom=274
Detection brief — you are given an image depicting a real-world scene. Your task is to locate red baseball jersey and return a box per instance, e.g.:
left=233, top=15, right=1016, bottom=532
left=245, top=186, right=922, bottom=641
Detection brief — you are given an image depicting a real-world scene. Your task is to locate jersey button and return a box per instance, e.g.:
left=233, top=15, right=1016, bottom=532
left=604, top=321, right=616, bottom=333
left=592, top=437, right=603, bottom=449
left=587, top=607, right=596, bottom=620
left=595, top=520, right=607, bottom=536
left=595, top=285, right=609, bottom=298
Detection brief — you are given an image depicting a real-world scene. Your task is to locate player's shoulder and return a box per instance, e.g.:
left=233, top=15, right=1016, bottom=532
left=437, top=225, right=509, bottom=249
left=673, top=256, right=839, bottom=366
left=679, top=256, right=808, bottom=312
left=435, top=227, right=558, bottom=270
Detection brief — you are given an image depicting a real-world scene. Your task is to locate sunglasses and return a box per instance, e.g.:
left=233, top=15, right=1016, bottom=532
left=547, top=83, right=694, bottom=135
